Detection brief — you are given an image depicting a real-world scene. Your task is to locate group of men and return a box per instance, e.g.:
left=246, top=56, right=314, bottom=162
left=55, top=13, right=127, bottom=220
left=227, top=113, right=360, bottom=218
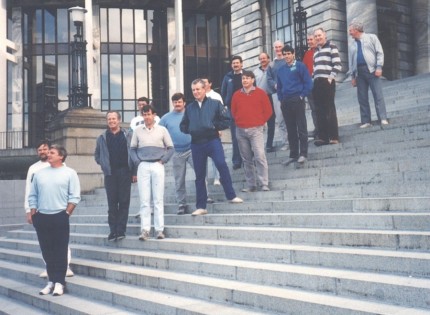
left=24, top=18, right=388, bottom=298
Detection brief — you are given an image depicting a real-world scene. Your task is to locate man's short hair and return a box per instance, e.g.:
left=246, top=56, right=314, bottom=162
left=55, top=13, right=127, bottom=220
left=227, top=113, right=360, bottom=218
left=349, top=19, right=364, bottom=32
left=36, top=139, right=51, bottom=150
left=191, top=78, right=206, bottom=87
left=282, top=45, right=295, bottom=54
left=141, top=104, right=156, bottom=114
left=242, top=70, right=255, bottom=79
left=137, top=97, right=150, bottom=104
left=231, top=55, right=243, bottom=63
left=171, top=92, right=185, bottom=102
left=106, top=110, right=121, bottom=120
left=50, top=144, right=67, bottom=162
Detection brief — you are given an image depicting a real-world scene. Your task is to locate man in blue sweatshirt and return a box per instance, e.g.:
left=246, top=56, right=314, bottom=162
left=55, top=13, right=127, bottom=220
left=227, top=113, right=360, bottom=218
left=159, top=93, right=194, bottom=215
left=277, top=45, right=313, bottom=164
left=29, top=145, right=81, bottom=296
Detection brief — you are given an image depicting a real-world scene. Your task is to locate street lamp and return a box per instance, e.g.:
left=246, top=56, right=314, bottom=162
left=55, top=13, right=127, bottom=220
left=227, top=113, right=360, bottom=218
left=68, top=6, right=91, bottom=108
left=293, top=0, right=308, bottom=61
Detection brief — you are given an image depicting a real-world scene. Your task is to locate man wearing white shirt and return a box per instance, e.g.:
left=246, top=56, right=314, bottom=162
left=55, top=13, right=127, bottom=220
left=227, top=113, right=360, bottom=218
left=130, top=97, right=160, bottom=131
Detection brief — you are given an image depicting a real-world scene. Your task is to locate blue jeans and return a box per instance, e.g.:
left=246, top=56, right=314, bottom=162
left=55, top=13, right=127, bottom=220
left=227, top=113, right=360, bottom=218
left=357, top=65, right=387, bottom=123
left=191, top=138, right=236, bottom=209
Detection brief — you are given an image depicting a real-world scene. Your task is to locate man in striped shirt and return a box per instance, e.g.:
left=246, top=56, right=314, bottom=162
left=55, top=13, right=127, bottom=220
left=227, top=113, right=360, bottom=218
left=312, top=27, right=342, bottom=146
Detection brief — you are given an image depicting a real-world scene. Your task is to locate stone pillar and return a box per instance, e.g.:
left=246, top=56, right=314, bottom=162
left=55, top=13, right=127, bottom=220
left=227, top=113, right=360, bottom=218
left=0, top=0, right=7, bottom=133
left=412, top=0, right=430, bottom=74
left=46, top=108, right=107, bottom=193
left=11, top=8, right=23, bottom=147
left=230, top=0, right=263, bottom=69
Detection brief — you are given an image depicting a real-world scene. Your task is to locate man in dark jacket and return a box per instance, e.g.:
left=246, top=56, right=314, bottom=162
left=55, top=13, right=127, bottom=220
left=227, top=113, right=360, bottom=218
left=95, top=111, right=133, bottom=241
left=180, top=79, right=243, bottom=216
left=221, top=55, right=243, bottom=170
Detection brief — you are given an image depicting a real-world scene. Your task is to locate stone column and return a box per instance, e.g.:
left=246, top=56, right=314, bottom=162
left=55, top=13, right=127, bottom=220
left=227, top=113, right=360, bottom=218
left=0, top=0, right=7, bottom=133
left=46, top=108, right=107, bottom=193
left=412, top=0, right=430, bottom=74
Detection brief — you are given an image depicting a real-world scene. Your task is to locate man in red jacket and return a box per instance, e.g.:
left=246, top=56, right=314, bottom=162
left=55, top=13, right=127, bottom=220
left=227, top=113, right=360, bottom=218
left=231, top=70, right=273, bottom=192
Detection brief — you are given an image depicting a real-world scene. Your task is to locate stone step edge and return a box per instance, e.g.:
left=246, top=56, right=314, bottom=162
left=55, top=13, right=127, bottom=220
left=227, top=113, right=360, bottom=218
left=0, top=293, right=49, bottom=315
left=0, top=259, right=427, bottom=315
left=0, top=275, right=141, bottom=315
left=2, top=245, right=429, bottom=293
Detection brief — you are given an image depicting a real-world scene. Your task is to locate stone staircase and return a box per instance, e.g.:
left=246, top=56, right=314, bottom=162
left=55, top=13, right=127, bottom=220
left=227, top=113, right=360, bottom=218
left=0, top=73, right=430, bottom=314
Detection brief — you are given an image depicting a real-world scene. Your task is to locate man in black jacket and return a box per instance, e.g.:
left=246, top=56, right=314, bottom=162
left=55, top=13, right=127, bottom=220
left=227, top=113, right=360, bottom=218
left=180, top=79, right=243, bottom=216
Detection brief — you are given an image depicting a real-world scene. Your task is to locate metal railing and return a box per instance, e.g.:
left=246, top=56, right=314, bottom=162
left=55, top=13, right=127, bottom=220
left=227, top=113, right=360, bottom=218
left=0, top=131, right=28, bottom=150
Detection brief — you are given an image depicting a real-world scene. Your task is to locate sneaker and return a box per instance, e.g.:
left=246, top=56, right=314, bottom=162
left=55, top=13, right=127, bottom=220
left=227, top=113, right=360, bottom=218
left=156, top=231, right=165, bottom=239
left=213, top=179, right=221, bottom=186
left=329, top=139, right=339, bottom=145
left=52, top=282, right=64, bottom=296
left=192, top=208, right=208, bottom=216
left=107, top=232, right=116, bottom=242
left=241, top=187, right=256, bottom=193
left=39, top=270, right=48, bottom=278
left=233, top=164, right=242, bottom=170
left=360, top=123, right=371, bottom=129
left=229, top=197, right=243, bottom=203
left=297, top=156, right=306, bottom=163
left=261, top=185, right=270, bottom=191
left=177, top=205, right=187, bottom=215
left=207, top=197, right=214, bottom=204
left=138, top=230, right=150, bottom=241
left=381, top=119, right=389, bottom=125
left=66, top=268, right=74, bottom=277
left=116, top=233, right=126, bottom=241
left=39, top=282, right=54, bottom=295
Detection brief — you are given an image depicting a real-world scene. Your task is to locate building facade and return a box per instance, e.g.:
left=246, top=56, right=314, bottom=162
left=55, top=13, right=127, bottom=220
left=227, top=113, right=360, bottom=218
left=1, top=0, right=429, bottom=176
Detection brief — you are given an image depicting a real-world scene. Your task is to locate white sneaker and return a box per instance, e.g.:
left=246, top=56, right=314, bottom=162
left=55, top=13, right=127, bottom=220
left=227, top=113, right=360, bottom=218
left=52, top=282, right=64, bottom=296
left=381, top=119, right=389, bottom=125
left=66, top=268, right=74, bottom=277
left=229, top=197, right=243, bottom=203
left=297, top=156, right=306, bottom=163
left=360, top=123, right=371, bottom=129
left=213, top=179, right=221, bottom=186
left=39, top=281, right=54, bottom=295
left=192, top=208, right=208, bottom=216
left=39, top=270, right=48, bottom=278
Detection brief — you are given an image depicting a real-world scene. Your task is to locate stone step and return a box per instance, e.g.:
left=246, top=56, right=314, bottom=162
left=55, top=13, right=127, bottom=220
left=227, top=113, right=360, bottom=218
left=2, top=237, right=429, bottom=279
left=7, top=224, right=430, bottom=251
left=0, top=293, right=49, bottom=315
left=1, top=247, right=430, bottom=311
left=0, top=257, right=428, bottom=315
left=66, top=212, right=430, bottom=231
left=0, top=276, right=140, bottom=315
left=0, top=264, right=266, bottom=315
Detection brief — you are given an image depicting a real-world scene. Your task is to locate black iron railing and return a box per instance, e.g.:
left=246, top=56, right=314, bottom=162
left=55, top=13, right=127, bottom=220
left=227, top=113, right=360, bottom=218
left=0, top=131, right=28, bottom=150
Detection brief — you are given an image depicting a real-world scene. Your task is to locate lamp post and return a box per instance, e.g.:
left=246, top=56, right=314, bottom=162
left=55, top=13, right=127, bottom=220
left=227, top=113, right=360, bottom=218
left=293, top=0, right=308, bottom=61
left=68, top=6, right=91, bottom=108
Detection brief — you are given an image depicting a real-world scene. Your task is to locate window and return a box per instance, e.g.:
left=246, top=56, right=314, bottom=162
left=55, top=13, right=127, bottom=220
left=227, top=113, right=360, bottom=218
left=270, top=0, right=293, bottom=46
left=99, top=8, right=168, bottom=119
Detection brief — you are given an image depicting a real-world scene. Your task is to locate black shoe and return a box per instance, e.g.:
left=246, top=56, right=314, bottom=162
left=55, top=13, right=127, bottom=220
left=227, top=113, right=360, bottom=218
left=265, top=146, right=275, bottom=153
left=116, top=233, right=126, bottom=241
left=177, top=205, right=187, bottom=215
left=233, top=164, right=242, bottom=170
left=207, top=197, right=214, bottom=204
left=314, top=139, right=328, bottom=147
left=107, top=232, right=116, bottom=242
